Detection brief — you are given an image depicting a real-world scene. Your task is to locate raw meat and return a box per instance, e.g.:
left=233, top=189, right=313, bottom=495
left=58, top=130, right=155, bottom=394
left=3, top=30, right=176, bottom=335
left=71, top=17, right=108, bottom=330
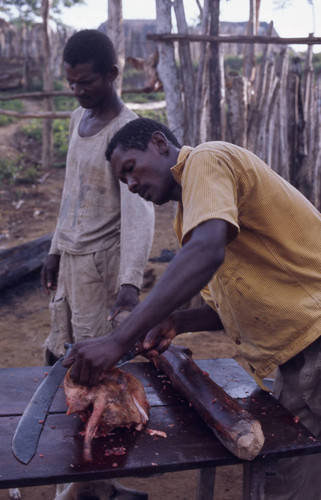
left=64, top=367, right=150, bottom=461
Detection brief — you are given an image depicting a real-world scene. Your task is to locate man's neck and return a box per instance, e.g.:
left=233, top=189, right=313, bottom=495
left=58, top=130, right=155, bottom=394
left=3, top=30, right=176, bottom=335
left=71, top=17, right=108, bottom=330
left=86, top=90, right=123, bottom=122
left=79, top=92, right=124, bottom=138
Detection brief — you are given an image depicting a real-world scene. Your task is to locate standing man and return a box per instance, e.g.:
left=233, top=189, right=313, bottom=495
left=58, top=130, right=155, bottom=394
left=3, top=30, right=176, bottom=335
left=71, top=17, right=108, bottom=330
left=41, top=31, right=154, bottom=365
left=41, top=31, right=153, bottom=500
left=64, top=118, right=321, bottom=499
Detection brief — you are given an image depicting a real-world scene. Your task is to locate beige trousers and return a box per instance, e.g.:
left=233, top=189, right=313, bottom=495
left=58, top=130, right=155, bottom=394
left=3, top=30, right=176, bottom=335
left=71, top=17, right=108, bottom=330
left=47, top=241, right=147, bottom=499
left=265, top=335, right=321, bottom=500
left=46, top=239, right=120, bottom=358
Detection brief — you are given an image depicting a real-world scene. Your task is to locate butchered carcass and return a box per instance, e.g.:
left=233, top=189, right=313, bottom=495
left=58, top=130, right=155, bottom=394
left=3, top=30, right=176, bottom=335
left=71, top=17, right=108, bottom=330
left=64, top=367, right=150, bottom=461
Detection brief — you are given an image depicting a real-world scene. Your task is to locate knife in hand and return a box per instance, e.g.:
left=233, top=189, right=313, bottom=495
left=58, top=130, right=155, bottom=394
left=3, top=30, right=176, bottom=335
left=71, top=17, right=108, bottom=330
left=116, top=343, right=143, bottom=368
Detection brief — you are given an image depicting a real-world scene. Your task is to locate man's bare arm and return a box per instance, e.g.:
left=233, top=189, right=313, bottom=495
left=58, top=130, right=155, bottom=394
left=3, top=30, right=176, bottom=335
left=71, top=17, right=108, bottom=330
left=63, top=218, right=228, bottom=385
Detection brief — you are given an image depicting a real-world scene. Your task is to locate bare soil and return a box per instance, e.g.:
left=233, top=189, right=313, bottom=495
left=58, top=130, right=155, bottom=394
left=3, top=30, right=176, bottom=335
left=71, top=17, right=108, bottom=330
left=0, top=108, right=243, bottom=499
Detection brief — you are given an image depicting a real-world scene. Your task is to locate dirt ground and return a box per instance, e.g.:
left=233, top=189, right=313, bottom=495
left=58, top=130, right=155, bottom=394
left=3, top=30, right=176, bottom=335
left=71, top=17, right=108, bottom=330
left=0, top=112, right=244, bottom=499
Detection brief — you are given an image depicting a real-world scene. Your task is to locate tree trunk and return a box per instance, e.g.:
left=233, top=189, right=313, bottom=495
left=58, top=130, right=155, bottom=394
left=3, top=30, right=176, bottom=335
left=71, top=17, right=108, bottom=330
left=247, top=21, right=273, bottom=152
left=41, top=0, right=53, bottom=169
left=226, top=74, right=249, bottom=147
left=173, top=0, right=195, bottom=145
left=208, top=0, right=222, bottom=140
left=243, top=0, right=257, bottom=82
left=193, top=0, right=210, bottom=145
left=274, top=48, right=289, bottom=180
left=108, top=0, right=124, bottom=96
left=312, top=75, right=321, bottom=210
left=155, top=0, right=184, bottom=145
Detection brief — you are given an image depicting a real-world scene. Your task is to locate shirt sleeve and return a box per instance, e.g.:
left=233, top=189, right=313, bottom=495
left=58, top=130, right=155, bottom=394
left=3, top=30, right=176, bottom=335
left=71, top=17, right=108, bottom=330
left=119, top=182, right=155, bottom=289
left=200, top=285, right=217, bottom=311
left=180, top=149, right=240, bottom=244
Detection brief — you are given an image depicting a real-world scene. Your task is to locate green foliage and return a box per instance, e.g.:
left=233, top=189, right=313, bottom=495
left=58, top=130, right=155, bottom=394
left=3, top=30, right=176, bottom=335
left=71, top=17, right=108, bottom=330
left=20, top=117, right=69, bottom=162
left=53, top=118, right=70, bottom=158
left=0, top=156, right=23, bottom=184
left=21, top=119, right=42, bottom=142
left=122, top=92, right=165, bottom=104
left=17, top=165, right=40, bottom=184
left=224, top=55, right=244, bottom=75
left=54, top=95, right=78, bottom=112
left=137, top=108, right=168, bottom=125
left=0, top=0, right=85, bottom=25
left=312, top=52, right=321, bottom=75
left=0, top=154, right=41, bottom=185
left=27, top=76, right=43, bottom=92
left=123, top=66, right=145, bottom=89
left=0, top=99, right=23, bottom=127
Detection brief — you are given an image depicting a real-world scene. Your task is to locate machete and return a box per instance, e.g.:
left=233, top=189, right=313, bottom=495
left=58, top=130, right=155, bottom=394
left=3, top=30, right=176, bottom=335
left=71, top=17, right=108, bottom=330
left=12, top=343, right=72, bottom=464
left=12, top=343, right=140, bottom=464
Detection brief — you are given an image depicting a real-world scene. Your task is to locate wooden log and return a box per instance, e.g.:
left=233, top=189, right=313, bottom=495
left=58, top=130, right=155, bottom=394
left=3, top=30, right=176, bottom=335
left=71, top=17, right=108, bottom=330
left=0, top=232, right=53, bottom=290
left=153, top=344, right=265, bottom=461
left=147, top=33, right=321, bottom=46
left=0, top=109, right=71, bottom=119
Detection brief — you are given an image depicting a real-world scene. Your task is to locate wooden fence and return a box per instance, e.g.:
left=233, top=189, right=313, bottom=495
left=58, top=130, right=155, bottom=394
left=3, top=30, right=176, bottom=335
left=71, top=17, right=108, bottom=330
left=0, top=33, right=320, bottom=210
left=148, top=33, right=321, bottom=210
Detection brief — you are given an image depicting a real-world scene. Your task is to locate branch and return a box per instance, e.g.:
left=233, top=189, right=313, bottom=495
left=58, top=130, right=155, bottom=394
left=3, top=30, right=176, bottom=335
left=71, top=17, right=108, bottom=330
left=0, top=109, right=71, bottom=119
left=147, top=33, right=321, bottom=45
left=0, top=91, right=75, bottom=101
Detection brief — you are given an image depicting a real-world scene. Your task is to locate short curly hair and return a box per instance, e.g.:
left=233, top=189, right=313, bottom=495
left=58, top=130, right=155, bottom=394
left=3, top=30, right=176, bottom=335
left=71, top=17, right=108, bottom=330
left=63, top=29, right=117, bottom=75
left=106, top=118, right=181, bottom=161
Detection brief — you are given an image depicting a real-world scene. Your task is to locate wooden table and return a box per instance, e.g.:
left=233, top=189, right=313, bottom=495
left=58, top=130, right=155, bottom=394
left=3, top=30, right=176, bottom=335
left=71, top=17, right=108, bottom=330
left=1, top=359, right=321, bottom=499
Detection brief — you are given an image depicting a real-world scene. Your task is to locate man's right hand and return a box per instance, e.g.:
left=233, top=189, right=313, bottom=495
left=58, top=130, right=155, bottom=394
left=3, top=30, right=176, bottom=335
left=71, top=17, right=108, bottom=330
left=41, top=254, right=61, bottom=294
left=142, top=315, right=178, bottom=358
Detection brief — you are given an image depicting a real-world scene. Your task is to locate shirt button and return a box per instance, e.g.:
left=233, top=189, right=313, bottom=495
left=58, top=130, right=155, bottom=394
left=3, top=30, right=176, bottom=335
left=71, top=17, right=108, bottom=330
left=235, top=339, right=241, bottom=345
left=215, top=302, right=220, bottom=309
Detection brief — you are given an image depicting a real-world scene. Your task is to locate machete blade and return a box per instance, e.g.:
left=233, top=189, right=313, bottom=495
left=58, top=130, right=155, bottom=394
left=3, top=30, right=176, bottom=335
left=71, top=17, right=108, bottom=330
left=12, top=344, right=72, bottom=464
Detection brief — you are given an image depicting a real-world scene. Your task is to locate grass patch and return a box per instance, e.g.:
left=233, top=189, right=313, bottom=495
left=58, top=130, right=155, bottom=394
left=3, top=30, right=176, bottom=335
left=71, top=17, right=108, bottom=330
left=0, top=157, right=23, bottom=184
left=0, top=154, right=42, bottom=186
left=21, top=118, right=70, bottom=159
left=0, top=100, right=24, bottom=127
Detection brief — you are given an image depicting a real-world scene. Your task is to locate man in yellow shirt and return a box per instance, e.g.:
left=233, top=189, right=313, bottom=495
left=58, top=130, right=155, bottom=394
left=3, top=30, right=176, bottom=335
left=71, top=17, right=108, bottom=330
left=64, top=118, right=321, bottom=499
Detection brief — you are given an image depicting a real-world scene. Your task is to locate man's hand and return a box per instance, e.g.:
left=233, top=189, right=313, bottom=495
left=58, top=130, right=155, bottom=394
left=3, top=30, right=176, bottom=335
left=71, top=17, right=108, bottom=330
left=142, top=315, right=178, bottom=358
left=41, top=254, right=61, bottom=294
left=62, top=335, right=124, bottom=386
left=108, top=284, right=140, bottom=326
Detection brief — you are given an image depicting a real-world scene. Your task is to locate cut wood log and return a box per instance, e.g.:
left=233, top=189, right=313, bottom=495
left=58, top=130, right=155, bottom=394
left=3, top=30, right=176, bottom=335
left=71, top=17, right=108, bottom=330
left=0, top=232, right=53, bottom=290
left=153, top=344, right=265, bottom=461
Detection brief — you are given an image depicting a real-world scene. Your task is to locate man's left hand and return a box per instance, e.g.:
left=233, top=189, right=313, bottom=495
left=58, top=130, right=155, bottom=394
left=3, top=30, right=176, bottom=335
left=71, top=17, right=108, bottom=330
left=108, top=284, right=140, bottom=326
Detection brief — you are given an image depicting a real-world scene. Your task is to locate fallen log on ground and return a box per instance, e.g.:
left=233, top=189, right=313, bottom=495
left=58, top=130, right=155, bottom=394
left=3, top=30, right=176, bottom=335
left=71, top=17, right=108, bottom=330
left=153, top=344, right=265, bottom=460
left=0, top=232, right=53, bottom=290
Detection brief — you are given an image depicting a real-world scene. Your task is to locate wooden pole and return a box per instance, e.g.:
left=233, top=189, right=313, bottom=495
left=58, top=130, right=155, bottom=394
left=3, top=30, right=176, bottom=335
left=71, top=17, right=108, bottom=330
left=147, top=33, right=321, bottom=46
left=41, top=0, right=53, bottom=169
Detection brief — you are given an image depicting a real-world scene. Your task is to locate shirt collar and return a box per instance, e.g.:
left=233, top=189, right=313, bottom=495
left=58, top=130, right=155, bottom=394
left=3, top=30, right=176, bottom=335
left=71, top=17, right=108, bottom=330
left=171, top=146, right=193, bottom=184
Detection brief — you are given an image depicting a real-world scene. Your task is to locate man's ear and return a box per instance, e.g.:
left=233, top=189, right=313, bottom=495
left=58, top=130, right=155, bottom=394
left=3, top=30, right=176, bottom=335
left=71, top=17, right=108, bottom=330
left=108, top=65, right=119, bottom=82
left=151, top=131, right=169, bottom=155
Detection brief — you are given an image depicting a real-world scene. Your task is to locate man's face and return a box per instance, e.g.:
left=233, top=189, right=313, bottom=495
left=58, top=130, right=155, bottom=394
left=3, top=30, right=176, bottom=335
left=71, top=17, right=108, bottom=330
left=111, top=141, right=177, bottom=205
left=64, top=61, right=113, bottom=109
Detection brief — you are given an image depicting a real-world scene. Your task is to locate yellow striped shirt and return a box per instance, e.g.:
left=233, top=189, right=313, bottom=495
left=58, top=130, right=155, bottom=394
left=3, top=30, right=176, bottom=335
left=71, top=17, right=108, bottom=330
left=172, top=142, right=321, bottom=388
